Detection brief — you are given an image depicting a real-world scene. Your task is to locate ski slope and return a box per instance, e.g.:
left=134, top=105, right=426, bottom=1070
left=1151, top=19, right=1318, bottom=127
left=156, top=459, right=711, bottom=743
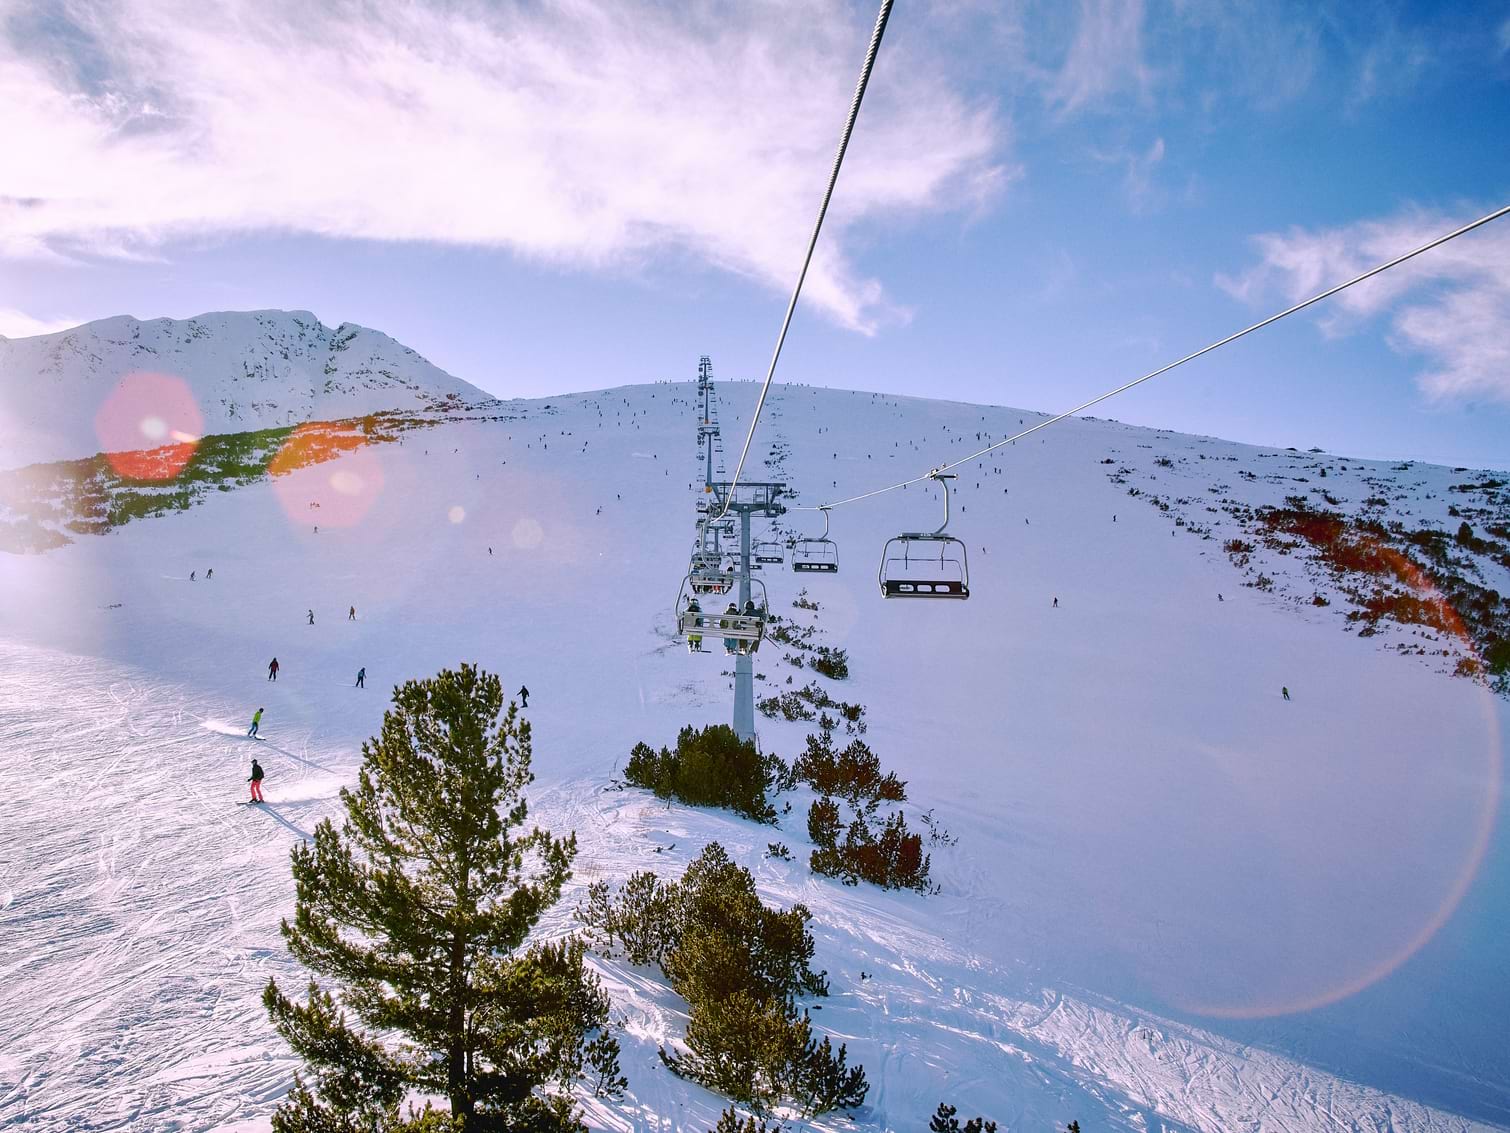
left=1, top=365, right=1506, bottom=1132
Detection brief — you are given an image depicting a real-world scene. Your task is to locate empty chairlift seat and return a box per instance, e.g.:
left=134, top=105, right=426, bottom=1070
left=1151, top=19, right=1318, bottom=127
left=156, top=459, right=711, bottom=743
left=876, top=472, right=970, bottom=600
left=791, top=507, right=839, bottom=573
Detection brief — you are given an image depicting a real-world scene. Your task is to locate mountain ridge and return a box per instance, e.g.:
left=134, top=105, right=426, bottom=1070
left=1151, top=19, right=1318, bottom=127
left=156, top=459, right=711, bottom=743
left=0, top=309, right=487, bottom=469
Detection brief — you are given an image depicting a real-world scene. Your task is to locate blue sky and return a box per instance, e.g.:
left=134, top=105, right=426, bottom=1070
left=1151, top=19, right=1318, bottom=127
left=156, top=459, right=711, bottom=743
left=2, top=0, right=1508, bottom=468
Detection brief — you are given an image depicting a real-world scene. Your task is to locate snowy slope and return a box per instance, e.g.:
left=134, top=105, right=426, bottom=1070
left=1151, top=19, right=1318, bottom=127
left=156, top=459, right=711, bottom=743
left=0, top=310, right=485, bottom=469
left=0, top=372, right=1506, bottom=1133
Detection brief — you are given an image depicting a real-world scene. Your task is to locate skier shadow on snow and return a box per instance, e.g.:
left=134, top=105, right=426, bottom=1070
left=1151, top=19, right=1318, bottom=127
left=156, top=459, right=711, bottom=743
left=248, top=802, right=312, bottom=840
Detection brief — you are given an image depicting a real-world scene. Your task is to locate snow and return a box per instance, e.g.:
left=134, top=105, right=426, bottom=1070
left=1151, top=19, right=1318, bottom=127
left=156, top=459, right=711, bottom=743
left=0, top=349, right=1507, bottom=1132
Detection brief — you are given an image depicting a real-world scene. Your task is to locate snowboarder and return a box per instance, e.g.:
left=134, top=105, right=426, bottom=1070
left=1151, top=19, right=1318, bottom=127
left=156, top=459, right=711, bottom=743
left=355, top=667, right=366, bottom=689
left=248, top=758, right=265, bottom=803
left=267, top=657, right=279, bottom=681
left=1282, top=686, right=1291, bottom=701
left=247, top=707, right=264, bottom=738
left=517, top=685, right=529, bottom=708
left=348, top=605, right=356, bottom=621
left=307, top=609, right=315, bottom=626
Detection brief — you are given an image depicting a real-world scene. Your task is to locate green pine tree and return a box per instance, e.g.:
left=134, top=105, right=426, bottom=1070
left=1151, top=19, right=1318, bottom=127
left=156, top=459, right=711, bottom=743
left=263, top=663, right=621, bottom=1131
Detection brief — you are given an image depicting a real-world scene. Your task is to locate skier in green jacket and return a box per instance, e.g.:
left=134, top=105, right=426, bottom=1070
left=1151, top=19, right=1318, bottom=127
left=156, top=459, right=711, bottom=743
left=247, top=707, right=264, bottom=738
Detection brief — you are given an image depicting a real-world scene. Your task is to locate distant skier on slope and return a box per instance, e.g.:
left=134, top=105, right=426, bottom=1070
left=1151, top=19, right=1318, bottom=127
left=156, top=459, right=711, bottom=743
left=247, top=708, right=264, bottom=738
left=206, top=568, right=213, bottom=580
left=247, top=758, right=264, bottom=803
left=1282, top=686, right=1291, bottom=701
left=517, top=685, right=529, bottom=708
left=307, top=609, right=315, bottom=626
left=348, top=606, right=356, bottom=621
left=189, top=570, right=196, bottom=581
left=355, top=667, right=365, bottom=689
left=267, top=657, right=279, bottom=681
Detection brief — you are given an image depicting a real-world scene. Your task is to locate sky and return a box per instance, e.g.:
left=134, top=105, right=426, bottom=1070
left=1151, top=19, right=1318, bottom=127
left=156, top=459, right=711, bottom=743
left=2, top=0, right=1508, bottom=469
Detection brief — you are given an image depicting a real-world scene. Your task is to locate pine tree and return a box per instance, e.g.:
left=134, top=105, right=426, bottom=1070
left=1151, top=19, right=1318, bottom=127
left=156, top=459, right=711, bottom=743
left=263, top=663, right=621, bottom=1131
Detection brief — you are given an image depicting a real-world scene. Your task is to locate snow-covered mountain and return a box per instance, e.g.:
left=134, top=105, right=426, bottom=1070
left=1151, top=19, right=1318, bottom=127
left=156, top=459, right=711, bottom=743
left=1, top=339, right=1507, bottom=1132
left=0, top=310, right=485, bottom=469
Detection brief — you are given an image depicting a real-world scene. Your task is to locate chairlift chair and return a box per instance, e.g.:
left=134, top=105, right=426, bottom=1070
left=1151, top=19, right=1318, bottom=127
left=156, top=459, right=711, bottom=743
left=879, top=473, right=970, bottom=599
left=754, top=539, right=785, bottom=565
left=791, top=507, right=839, bottom=573
left=675, top=575, right=769, bottom=653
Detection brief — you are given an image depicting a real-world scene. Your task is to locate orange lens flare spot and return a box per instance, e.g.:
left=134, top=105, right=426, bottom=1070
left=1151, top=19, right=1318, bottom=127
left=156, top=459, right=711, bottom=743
left=94, top=372, right=204, bottom=481
left=270, top=423, right=385, bottom=528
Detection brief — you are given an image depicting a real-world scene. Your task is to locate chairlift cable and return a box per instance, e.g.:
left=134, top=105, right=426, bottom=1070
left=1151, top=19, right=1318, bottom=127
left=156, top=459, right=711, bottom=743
left=796, top=202, right=1510, bottom=513
left=714, top=0, right=894, bottom=519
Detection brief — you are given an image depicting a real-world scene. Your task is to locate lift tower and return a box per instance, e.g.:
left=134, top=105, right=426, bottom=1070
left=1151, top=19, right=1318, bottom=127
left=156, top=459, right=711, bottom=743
left=706, top=480, right=786, bottom=741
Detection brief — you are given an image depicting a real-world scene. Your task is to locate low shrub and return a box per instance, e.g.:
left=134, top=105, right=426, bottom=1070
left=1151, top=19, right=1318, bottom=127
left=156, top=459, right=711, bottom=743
left=930, top=1103, right=998, bottom=1133
left=811, top=810, right=932, bottom=893
left=810, top=646, right=849, bottom=680
left=624, top=725, right=777, bottom=823
left=791, top=732, right=904, bottom=811
left=580, top=845, right=861, bottom=1115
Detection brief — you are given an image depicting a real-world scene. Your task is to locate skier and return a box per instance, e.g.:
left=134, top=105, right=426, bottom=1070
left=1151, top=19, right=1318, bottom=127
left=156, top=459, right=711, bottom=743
left=247, top=758, right=265, bottom=803
left=206, top=568, right=213, bottom=580
left=722, top=603, right=739, bottom=654
left=267, top=657, right=279, bottom=681
left=1219, top=593, right=1224, bottom=602
left=1052, top=597, right=1058, bottom=608
left=189, top=570, right=196, bottom=581
left=686, top=598, right=704, bottom=652
left=349, top=605, right=356, bottom=621
left=1282, top=686, right=1291, bottom=701
left=307, top=609, right=315, bottom=626
left=247, top=707, right=264, bottom=738
left=517, top=685, right=529, bottom=708
left=355, top=666, right=366, bottom=689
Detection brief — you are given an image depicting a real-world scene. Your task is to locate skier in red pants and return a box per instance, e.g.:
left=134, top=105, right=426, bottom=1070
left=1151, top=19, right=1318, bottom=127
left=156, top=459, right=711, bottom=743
left=248, top=758, right=265, bottom=803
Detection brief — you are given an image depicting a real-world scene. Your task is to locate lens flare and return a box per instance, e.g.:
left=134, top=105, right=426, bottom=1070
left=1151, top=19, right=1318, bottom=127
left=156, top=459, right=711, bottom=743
left=94, top=373, right=203, bottom=480
left=270, top=424, right=385, bottom=528
left=448, top=505, right=466, bottom=524
left=1169, top=533, right=1502, bottom=1020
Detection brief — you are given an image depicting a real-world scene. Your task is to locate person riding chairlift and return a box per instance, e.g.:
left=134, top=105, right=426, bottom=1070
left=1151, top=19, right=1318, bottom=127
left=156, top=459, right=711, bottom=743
left=686, top=597, right=704, bottom=652
left=722, top=603, right=739, bottom=654
left=740, top=599, right=761, bottom=655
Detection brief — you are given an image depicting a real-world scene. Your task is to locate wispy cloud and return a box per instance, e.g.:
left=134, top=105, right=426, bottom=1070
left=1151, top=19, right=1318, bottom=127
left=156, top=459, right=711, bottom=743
left=1050, top=0, right=1152, bottom=113
left=0, top=308, right=80, bottom=339
left=1218, top=208, right=1510, bottom=403
left=0, top=0, right=1006, bottom=333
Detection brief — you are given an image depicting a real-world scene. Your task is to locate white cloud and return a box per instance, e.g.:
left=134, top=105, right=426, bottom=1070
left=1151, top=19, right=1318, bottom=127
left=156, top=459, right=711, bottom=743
left=1051, top=0, right=1153, bottom=113
left=1218, top=208, right=1510, bottom=403
left=0, top=0, right=1006, bottom=333
left=0, top=308, right=80, bottom=339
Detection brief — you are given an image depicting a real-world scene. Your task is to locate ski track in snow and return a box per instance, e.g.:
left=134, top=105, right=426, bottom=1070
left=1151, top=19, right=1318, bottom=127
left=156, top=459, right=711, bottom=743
left=0, top=379, right=1506, bottom=1132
